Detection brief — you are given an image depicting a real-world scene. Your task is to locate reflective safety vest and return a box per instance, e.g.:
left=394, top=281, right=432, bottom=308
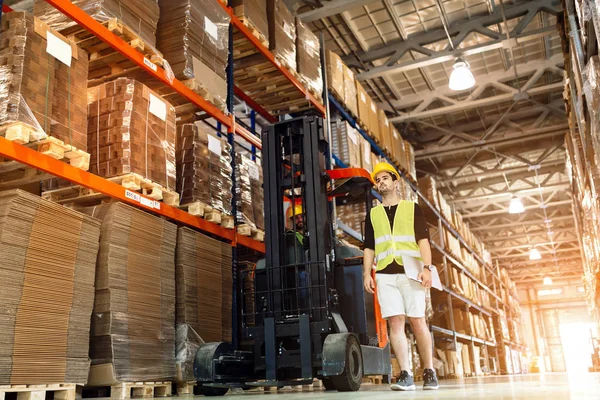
left=370, top=201, right=423, bottom=271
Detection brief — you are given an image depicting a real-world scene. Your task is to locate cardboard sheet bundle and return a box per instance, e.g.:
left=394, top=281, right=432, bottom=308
left=331, top=119, right=361, bottom=169
left=235, top=149, right=264, bottom=230
left=175, top=227, right=232, bottom=381
left=0, top=189, right=101, bottom=385
left=34, top=0, right=160, bottom=47
left=81, top=202, right=177, bottom=382
left=0, top=11, right=89, bottom=150
left=267, top=0, right=296, bottom=71
left=296, top=18, right=323, bottom=99
left=87, top=78, right=177, bottom=190
left=176, top=122, right=233, bottom=214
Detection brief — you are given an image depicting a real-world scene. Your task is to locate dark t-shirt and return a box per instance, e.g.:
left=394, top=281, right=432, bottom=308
left=364, top=203, right=429, bottom=274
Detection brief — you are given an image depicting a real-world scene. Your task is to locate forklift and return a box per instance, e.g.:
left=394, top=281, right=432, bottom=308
left=194, top=116, right=391, bottom=395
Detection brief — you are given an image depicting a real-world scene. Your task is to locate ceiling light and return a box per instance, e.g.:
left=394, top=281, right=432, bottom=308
left=543, top=276, right=553, bottom=286
left=449, top=58, right=475, bottom=91
left=508, top=196, right=525, bottom=214
left=529, top=248, right=542, bottom=260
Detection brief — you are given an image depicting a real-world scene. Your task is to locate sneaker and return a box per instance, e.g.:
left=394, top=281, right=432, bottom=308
left=423, top=368, right=439, bottom=390
left=390, top=370, right=416, bottom=391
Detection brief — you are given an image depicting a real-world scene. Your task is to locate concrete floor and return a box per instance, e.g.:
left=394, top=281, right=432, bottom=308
left=215, top=373, right=600, bottom=399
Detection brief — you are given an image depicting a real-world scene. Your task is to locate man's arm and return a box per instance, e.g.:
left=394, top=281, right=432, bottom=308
left=417, top=238, right=433, bottom=288
left=363, top=249, right=375, bottom=294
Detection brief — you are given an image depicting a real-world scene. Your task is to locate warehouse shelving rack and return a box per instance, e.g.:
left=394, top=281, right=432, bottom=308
left=327, top=92, right=535, bottom=376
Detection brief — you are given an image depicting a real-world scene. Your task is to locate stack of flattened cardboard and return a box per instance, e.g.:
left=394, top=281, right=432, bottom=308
left=331, top=119, right=360, bottom=169
left=157, top=0, right=229, bottom=105
left=176, top=122, right=232, bottom=214
left=231, top=0, right=268, bottom=43
left=174, top=227, right=232, bottom=381
left=250, top=158, right=264, bottom=231
left=0, top=189, right=101, bottom=385
left=267, top=0, right=296, bottom=71
left=235, top=151, right=256, bottom=229
left=296, top=18, right=323, bottom=99
left=34, top=0, right=160, bottom=47
left=87, top=78, right=177, bottom=190
left=81, top=202, right=177, bottom=383
left=0, top=12, right=89, bottom=151
left=325, top=50, right=344, bottom=102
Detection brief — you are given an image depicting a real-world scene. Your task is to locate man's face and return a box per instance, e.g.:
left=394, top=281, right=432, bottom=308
left=375, top=172, right=396, bottom=195
left=293, top=214, right=304, bottom=232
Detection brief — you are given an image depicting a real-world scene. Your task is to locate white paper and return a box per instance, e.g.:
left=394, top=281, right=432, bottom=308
left=46, top=32, right=72, bottom=67
left=348, top=130, right=358, bottom=145
left=402, top=254, right=443, bottom=291
left=208, top=134, right=222, bottom=155
left=371, top=103, right=376, bottom=112
left=363, top=141, right=371, bottom=164
left=248, top=162, right=260, bottom=180
left=149, top=93, right=167, bottom=121
left=361, top=93, right=366, bottom=103
left=205, top=16, right=219, bottom=41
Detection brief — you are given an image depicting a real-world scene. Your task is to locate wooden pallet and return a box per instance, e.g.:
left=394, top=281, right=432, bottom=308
left=41, top=173, right=180, bottom=207
left=174, top=381, right=195, bottom=396
left=82, top=382, right=171, bottom=400
left=232, top=16, right=269, bottom=60
left=252, top=229, right=265, bottom=242
left=60, top=18, right=166, bottom=87
left=0, top=122, right=91, bottom=189
left=0, top=383, right=77, bottom=400
left=237, top=225, right=265, bottom=241
left=362, top=375, right=383, bottom=385
left=160, top=79, right=227, bottom=113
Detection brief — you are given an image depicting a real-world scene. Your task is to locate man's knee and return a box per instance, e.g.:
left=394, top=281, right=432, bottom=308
left=388, top=315, right=406, bottom=334
left=408, top=317, right=428, bottom=334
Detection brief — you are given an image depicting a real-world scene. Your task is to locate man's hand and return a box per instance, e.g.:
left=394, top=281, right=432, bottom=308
left=364, top=273, right=375, bottom=294
left=418, top=269, right=432, bottom=289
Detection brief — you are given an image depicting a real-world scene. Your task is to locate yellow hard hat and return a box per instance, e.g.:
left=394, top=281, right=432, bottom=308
left=286, top=203, right=303, bottom=219
left=371, top=162, right=400, bottom=182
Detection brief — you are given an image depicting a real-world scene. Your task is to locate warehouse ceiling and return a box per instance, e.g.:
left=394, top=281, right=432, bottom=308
left=293, top=0, right=581, bottom=286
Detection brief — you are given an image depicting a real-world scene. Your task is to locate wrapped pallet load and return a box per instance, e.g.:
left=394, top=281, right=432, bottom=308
left=326, top=50, right=344, bottom=102
left=231, top=0, right=269, bottom=44
left=34, top=0, right=160, bottom=48
left=176, top=122, right=233, bottom=215
left=174, top=227, right=233, bottom=381
left=157, top=0, right=230, bottom=105
left=0, top=190, right=101, bottom=385
left=296, top=18, right=323, bottom=99
left=356, top=81, right=371, bottom=133
left=87, top=78, right=177, bottom=191
left=267, top=0, right=296, bottom=71
left=0, top=11, right=89, bottom=151
left=343, top=64, right=359, bottom=118
left=331, top=119, right=361, bottom=168
left=80, top=202, right=177, bottom=384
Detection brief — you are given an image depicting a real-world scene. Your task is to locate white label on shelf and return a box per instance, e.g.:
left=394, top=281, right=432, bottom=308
left=140, top=196, right=154, bottom=208
left=360, top=93, right=366, bottom=103
left=144, top=57, right=158, bottom=71
left=371, top=103, right=376, bottom=112
left=364, top=141, right=371, bottom=164
left=149, top=94, right=167, bottom=121
left=248, top=162, right=260, bottom=180
left=205, top=17, right=219, bottom=41
left=348, top=129, right=358, bottom=145
left=46, top=32, right=72, bottom=66
left=208, top=134, right=222, bottom=155
left=125, top=190, right=140, bottom=202
left=153, top=201, right=161, bottom=210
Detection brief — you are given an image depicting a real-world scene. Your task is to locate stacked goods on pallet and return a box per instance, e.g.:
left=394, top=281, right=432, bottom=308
left=360, top=136, right=373, bottom=173
left=368, top=97, right=380, bottom=143
left=0, top=12, right=89, bottom=151
left=378, top=109, right=392, bottom=155
left=231, top=0, right=269, bottom=45
left=157, top=0, right=230, bottom=105
left=0, top=190, right=101, bottom=385
left=235, top=149, right=264, bottom=232
left=81, top=202, right=177, bottom=383
left=87, top=78, right=177, bottom=190
left=296, top=19, right=323, bottom=99
left=34, top=0, right=160, bottom=47
left=176, top=122, right=233, bottom=215
left=267, top=0, right=296, bottom=71
left=356, top=81, right=370, bottom=133
left=391, top=127, right=404, bottom=167
left=336, top=201, right=367, bottom=239
left=325, top=50, right=344, bottom=102
left=331, top=119, right=361, bottom=168
left=404, top=140, right=416, bottom=179
left=250, top=157, right=265, bottom=231
left=174, top=227, right=233, bottom=381
left=343, top=65, right=359, bottom=119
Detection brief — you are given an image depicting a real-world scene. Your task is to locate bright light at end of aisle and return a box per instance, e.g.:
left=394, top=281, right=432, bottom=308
left=508, top=196, right=525, bottom=214
left=529, top=248, right=542, bottom=260
left=449, top=58, right=475, bottom=91
left=543, top=276, right=553, bottom=285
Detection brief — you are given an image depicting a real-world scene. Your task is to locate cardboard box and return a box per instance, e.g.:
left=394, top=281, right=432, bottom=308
left=331, top=119, right=361, bottom=168
left=326, top=50, right=344, bottom=101
left=296, top=18, right=323, bottom=99
left=360, top=137, right=373, bottom=173
left=356, top=81, right=371, bottom=131
left=267, top=0, right=296, bottom=71
left=379, top=109, right=392, bottom=154
left=231, top=0, right=268, bottom=44
left=368, top=97, right=380, bottom=142
left=343, top=64, right=359, bottom=118
left=462, top=344, right=472, bottom=375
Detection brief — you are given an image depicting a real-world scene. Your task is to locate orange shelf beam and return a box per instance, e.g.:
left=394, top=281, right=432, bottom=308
left=218, top=2, right=326, bottom=117
left=0, top=137, right=266, bottom=253
left=41, top=0, right=261, bottom=149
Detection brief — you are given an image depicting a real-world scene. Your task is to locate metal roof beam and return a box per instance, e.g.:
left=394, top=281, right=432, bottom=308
left=296, top=0, right=376, bottom=22
left=471, top=215, right=574, bottom=231
left=488, top=238, right=579, bottom=252
left=461, top=199, right=572, bottom=218
left=447, top=182, right=570, bottom=203
left=493, top=246, right=580, bottom=259
left=351, top=0, right=562, bottom=79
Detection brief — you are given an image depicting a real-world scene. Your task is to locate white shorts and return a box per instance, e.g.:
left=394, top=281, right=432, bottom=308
left=375, top=273, right=426, bottom=319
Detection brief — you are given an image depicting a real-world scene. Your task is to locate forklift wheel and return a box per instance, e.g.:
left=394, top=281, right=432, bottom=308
left=321, top=377, right=336, bottom=391
left=198, top=386, right=229, bottom=397
left=330, top=335, right=363, bottom=392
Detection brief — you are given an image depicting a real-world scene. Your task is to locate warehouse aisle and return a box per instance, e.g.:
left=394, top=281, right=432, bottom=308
left=218, top=373, right=600, bottom=399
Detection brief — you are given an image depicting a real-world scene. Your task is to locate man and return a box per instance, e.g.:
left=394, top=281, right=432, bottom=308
left=363, top=162, right=439, bottom=391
